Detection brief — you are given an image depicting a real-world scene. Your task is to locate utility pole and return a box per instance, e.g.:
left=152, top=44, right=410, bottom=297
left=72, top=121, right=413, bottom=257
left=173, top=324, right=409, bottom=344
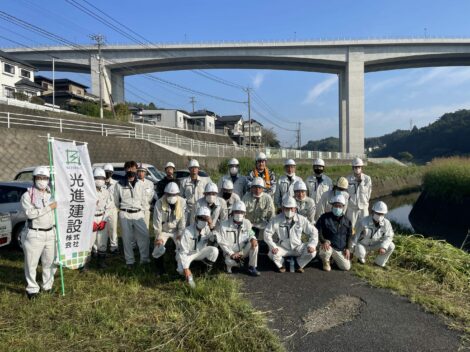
left=189, top=96, right=196, bottom=112
left=245, top=87, right=252, bottom=148
left=91, top=34, right=105, bottom=119
left=297, top=122, right=301, bottom=149
left=52, top=57, right=55, bottom=111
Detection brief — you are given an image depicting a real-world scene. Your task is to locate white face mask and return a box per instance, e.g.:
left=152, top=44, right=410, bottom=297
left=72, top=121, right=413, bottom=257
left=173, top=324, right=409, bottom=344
left=286, top=172, right=295, bottom=177
left=205, top=195, right=216, bottom=204
left=229, top=167, right=238, bottom=176
left=167, top=195, right=177, bottom=205
left=373, top=214, right=384, bottom=223
left=233, top=213, right=244, bottom=222
left=95, top=179, right=105, bottom=188
left=196, top=220, right=207, bottom=230
left=284, top=209, right=295, bottom=219
left=35, top=179, right=48, bottom=190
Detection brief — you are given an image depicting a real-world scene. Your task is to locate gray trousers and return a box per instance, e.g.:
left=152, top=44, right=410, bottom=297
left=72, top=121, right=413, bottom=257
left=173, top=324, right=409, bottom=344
left=355, top=242, right=395, bottom=267
left=119, top=211, right=150, bottom=265
left=224, top=242, right=259, bottom=270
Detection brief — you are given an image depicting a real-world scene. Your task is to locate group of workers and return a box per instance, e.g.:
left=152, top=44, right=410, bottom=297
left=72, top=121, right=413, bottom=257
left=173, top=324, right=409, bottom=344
left=21, top=153, right=395, bottom=298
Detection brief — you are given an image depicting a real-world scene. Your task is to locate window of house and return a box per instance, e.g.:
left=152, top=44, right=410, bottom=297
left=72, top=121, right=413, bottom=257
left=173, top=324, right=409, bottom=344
left=156, top=114, right=162, bottom=122
left=20, top=69, right=30, bottom=78
left=4, top=86, right=15, bottom=98
left=41, top=82, right=50, bottom=90
left=76, top=89, right=82, bottom=95
left=3, top=63, right=14, bottom=75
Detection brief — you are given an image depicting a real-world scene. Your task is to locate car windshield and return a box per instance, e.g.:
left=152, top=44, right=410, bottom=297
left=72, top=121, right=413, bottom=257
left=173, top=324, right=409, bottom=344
left=148, top=166, right=165, bottom=180
left=14, top=171, right=33, bottom=181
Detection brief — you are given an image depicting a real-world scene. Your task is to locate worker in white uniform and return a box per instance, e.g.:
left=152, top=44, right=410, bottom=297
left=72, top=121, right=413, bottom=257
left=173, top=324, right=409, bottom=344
left=215, top=200, right=260, bottom=276
left=91, top=167, right=113, bottom=269
left=21, top=166, right=57, bottom=299
left=176, top=206, right=219, bottom=288
left=152, top=182, right=186, bottom=275
left=219, top=179, right=241, bottom=215
left=264, top=196, right=318, bottom=273
left=274, top=159, right=303, bottom=210
left=346, top=157, right=372, bottom=229
left=305, top=158, right=333, bottom=205
left=315, top=177, right=350, bottom=222
left=293, top=180, right=316, bottom=224
left=353, top=201, right=395, bottom=268
left=103, top=163, right=119, bottom=254
left=247, top=152, right=276, bottom=196
left=192, top=182, right=228, bottom=229
left=180, top=159, right=211, bottom=223
left=217, top=158, right=248, bottom=198
left=114, top=161, right=150, bottom=269
left=137, top=163, right=155, bottom=229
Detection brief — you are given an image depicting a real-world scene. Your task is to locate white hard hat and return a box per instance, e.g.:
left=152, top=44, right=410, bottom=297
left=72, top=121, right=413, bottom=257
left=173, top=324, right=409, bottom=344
left=188, top=159, right=200, bottom=169
left=164, top=162, right=176, bottom=169
left=293, top=180, right=307, bottom=192
left=372, top=201, right=388, bottom=214
left=222, top=179, right=234, bottom=190
left=33, top=166, right=50, bottom=178
left=336, top=177, right=349, bottom=190
left=137, top=163, right=147, bottom=172
left=228, top=158, right=239, bottom=166
left=313, top=158, right=325, bottom=167
left=352, top=157, right=364, bottom=167
left=204, top=182, right=218, bottom=194
left=103, top=163, right=114, bottom=172
left=282, top=196, right=297, bottom=208
left=196, top=206, right=211, bottom=217
left=330, top=194, right=346, bottom=206
left=164, top=182, right=179, bottom=194
left=93, top=167, right=106, bottom=178
left=231, top=200, right=246, bottom=213
left=284, top=159, right=296, bottom=166
left=256, top=152, right=267, bottom=161
left=251, top=177, right=265, bottom=188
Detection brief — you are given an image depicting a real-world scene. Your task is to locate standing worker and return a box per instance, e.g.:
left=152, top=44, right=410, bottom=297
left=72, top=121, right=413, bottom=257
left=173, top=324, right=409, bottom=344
left=103, top=163, right=119, bottom=254
left=293, top=180, right=316, bottom=224
left=247, top=152, right=276, bottom=196
left=347, top=158, right=372, bottom=229
left=137, top=163, right=155, bottom=229
left=219, top=179, right=241, bottom=215
left=305, top=158, right=333, bottom=205
left=217, top=158, right=248, bottom=198
left=274, top=159, right=303, bottom=210
left=156, top=162, right=177, bottom=199
left=180, top=159, right=211, bottom=223
left=21, top=166, right=57, bottom=299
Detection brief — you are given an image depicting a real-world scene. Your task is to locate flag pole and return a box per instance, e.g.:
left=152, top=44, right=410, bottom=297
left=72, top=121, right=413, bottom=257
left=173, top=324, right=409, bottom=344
left=47, top=133, right=65, bottom=296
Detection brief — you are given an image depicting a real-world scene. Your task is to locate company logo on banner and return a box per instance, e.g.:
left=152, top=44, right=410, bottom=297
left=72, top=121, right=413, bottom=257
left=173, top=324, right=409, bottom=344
left=52, top=140, right=97, bottom=269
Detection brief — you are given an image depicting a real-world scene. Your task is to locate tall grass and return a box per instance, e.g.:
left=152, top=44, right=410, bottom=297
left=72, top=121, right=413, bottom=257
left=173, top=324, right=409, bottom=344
left=423, top=157, right=470, bottom=202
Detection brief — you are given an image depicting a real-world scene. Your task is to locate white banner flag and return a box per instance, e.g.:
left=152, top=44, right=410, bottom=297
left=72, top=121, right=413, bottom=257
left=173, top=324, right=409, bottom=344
left=52, top=140, right=97, bottom=269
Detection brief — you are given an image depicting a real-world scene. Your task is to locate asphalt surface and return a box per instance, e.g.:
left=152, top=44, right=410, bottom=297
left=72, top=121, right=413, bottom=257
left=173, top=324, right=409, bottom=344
left=239, top=253, right=464, bottom=352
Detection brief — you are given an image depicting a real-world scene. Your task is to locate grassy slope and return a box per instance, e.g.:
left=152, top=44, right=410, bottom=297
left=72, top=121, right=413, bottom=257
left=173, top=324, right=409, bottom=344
left=0, top=250, right=282, bottom=352
left=353, top=234, right=470, bottom=344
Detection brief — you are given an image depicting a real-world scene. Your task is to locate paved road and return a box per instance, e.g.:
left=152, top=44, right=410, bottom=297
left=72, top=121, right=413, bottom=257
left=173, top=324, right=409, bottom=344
left=239, top=254, right=463, bottom=352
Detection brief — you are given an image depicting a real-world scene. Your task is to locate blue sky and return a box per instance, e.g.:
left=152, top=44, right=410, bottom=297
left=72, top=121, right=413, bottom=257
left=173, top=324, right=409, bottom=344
left=2, top=0, right=470, bottom=146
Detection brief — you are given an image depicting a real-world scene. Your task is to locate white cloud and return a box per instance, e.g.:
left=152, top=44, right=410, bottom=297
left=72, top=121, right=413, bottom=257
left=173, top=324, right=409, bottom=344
left=302, top=76, right=337, bottom=105
left=366, top=75, right=409, bottom=94
left=252, top=72, right=266, bottom=89
left=411, top=67, right=470, bottom=87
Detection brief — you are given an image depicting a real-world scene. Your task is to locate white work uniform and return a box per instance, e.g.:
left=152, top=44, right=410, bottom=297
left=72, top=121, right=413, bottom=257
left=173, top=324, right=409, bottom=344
left=216, top=218, right=258, bottom=271
left=222, top=193, right=241, bottom=215
left=315, top=189, right=350, bottom=222
left=346, top=173, right=372, bottom=229
left=104, top=178, right=118, bottom=252
left=180, top=176, right=210, bottom=221
left=305, top=174, right=333, bottom=205
left=353, top=215, right=395, bottom=267
left=242, top=192, right=275, bottom=239
left=191, top=196, right=228, bottom=229
left=217, top=174, right=249, bottom=198
left=140, top=178, right=155, bottom=228
left=264, top=213, right=318, bottom=269
left=152, top=196, right=186, bottom=259
left=21, top=187, right=56, bottom=294
left=92, top=186, right=113, bottom=254
left=274, top=174, right=303, bottom=209
left=296, top=196, right=316, bottom=224
left=114, top=179, right=150, bottom=265
left=176, top=224, right=219, bottom=273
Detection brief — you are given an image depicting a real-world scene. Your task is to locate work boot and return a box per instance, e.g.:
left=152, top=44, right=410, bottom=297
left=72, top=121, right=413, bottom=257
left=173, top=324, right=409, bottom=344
left=202, top=259, right=215, bottom=273
left=322, top=260, right=331, bottom=272
left=97, top=252, right=107, bottom=269
left=154, top=257, right=166, bottom=276
left=26, top=292, right=39, bottom=300
left=295, top=267, right=305, bottom=273
left=248, top=266, right=261, bottom=277
left=278, top=266, right=286, bottom=273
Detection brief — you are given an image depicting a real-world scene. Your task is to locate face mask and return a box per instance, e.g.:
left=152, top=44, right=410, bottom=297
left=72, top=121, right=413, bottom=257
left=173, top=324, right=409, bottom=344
left=229, top=167, right=238, bottom=176
left=284, top=210, right=295, bottom=219
left=233, top=214, right=244, bottom=222
left=196, top=220, right=207, bottom=230
left=167, top=195, right=177, bottom=205
left=286, top=172, right=295, bottom=178
left=222, top=192, right=232, bottom=200
left=205, top=195, right=216, bottom=204
left=95, top=179, right=105, bottom=188
left=314, top=168, right=323, bottom=175
left=35, top=180, right=48, bottom=190
left=332, top=207, right=343, bottom=217
left=252, top=192, right=262, bottom=198
left=373, top=214, right=384, bottom=223
left=126, top=171, right=137, bottom=179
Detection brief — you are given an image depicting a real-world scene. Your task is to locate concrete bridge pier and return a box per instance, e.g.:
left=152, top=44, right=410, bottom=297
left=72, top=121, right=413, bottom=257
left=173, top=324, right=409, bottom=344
left=339, top=47, right=365, bottom=156
left=90, top=55, right=125, bottom=106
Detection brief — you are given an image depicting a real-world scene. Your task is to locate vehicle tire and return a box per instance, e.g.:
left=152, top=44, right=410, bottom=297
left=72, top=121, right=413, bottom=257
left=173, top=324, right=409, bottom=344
left=12, top=222, right=25, bottom=250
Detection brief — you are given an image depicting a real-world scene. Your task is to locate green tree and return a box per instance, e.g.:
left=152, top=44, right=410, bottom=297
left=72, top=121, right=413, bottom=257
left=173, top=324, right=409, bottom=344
left=262, top=128, right=281, bottom=148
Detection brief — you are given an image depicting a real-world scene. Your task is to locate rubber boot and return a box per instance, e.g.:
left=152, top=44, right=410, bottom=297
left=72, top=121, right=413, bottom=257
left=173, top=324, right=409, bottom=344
left=97, top=252, right=107, bottom=269
left=202, top=259, right=216, bottom=273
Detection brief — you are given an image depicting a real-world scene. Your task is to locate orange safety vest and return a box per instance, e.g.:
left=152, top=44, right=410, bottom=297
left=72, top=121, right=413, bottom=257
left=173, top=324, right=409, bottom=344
left=254, top=167, right=271, bottom=189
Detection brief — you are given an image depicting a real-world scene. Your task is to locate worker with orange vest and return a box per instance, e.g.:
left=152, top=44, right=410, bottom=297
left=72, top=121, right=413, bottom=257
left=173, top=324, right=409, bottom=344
left=247, top=152, right=276, bottom=196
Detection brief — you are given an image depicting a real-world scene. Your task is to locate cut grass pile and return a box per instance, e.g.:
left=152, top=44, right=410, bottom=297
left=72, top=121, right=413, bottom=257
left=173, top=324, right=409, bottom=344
left=353, top=234, right=470, bottom=344
left=0, top=249, right=283, bottom=352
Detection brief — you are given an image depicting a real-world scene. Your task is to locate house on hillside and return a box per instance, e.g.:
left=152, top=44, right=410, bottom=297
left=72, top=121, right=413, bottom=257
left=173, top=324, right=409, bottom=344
left=216, top=115, right=245, bottom=144
left=131, top=108, right=192, bottom=128
left=243, top=119, right=263, bottom=146
left=189, top=109, right=216, bottom=133
left=0, top=50, right=42, bottom=99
